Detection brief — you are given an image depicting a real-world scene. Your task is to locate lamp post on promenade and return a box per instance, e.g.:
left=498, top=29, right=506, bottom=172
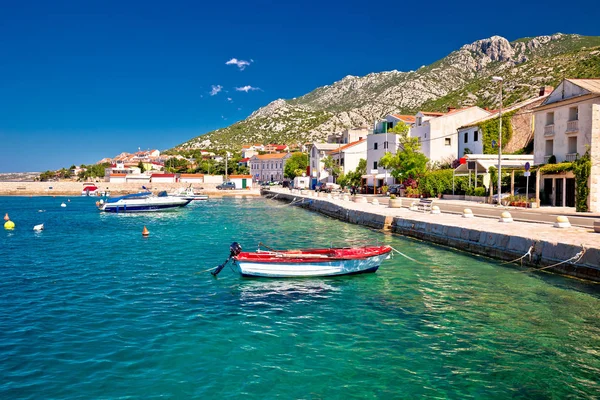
left=492, top=76, right=503, bottom=204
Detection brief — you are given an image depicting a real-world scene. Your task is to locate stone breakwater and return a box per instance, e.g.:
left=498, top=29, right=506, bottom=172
left=264, top=190, right=600, bottom=282
left=0, top=182, right=261, bottom=197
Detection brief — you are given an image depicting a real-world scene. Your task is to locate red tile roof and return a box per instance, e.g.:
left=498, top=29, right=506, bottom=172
left=328, top=139, right=366, bottom=154
left=391, top=114, right=416, bottom=123
left=253, top=153, right=289, bottom=160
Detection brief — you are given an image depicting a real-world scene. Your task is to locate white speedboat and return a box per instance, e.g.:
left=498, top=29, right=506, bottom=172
left=97, top=191, right=191, bottom=213
left=171, top=186, right=209, bottom=201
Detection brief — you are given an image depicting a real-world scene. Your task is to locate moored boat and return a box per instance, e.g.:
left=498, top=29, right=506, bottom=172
left=82, top=183, right=99, bottom=196
left=171, top=186, right=209, bottom=201
left=97, top=191, right=191, bottom=213
left=212, top=242, right=392, bottom=278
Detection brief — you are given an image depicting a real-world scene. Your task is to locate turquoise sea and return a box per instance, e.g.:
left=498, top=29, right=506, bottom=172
left=1, top=196, right=599, bottom=399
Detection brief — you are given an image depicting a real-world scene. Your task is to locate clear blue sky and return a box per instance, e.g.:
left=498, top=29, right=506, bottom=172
left=1, top=0, right=599, bottom=172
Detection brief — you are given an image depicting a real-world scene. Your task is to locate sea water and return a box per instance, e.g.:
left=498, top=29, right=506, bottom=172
left=1, top=196, right=599, bottom=399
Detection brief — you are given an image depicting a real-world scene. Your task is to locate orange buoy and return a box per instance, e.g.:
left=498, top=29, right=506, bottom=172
left=142, top=226, right=149, bottom=237
left=3, top=213, right=9, bottom=221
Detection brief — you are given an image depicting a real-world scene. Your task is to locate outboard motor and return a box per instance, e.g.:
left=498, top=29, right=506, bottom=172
left=212, top=242, right=243, bottom=277
left=230, top=242, right=242, bottom=258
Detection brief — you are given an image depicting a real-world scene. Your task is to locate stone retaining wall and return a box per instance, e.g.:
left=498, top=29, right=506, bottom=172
left=0, top=182, right=260, bottom=197
left=264, top=191, right=600, bottom=282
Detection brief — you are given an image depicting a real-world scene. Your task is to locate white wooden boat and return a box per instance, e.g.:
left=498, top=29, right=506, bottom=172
left=212, top=243, right=392, bottom=278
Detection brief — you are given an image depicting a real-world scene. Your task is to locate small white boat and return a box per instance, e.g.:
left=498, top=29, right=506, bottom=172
left=212, top=243, right=392, bottom=278
left=171, top=186, right=208, bottom=201
left=97, top=191, right=191, bottom=213
left=33, top=223, right=44, bottom=231
left=82, top=183, right=99, bottom=196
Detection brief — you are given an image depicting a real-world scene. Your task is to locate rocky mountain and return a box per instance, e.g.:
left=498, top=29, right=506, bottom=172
left=176, top=33, right=600, bottom=152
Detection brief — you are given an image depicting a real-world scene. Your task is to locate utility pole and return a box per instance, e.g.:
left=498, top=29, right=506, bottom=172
left=492, top=76, right=503, bottom=204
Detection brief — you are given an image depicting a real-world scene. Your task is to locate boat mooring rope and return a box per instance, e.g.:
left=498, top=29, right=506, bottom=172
left=525, top=246, right=587, bottom=273
left=195, top=266, right=219, bottom=274
left=389, top=245, right=428, bottom=265
left=499, top=245, right=534, bottom=266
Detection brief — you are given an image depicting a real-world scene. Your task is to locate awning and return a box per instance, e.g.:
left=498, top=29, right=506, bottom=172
left=453, top=155, right=534, bottom=176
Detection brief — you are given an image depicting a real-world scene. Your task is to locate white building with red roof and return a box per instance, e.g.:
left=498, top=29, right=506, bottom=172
left=411, top=107, right=492, bottom=163
left=327, top=139, right=367, bottom=177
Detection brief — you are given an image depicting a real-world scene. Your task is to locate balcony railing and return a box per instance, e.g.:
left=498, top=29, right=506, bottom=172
left=544, top=155, right=552, bottom=163
left=566, top=153, right=578, bottom=162
left=544, top=124, right=555, bottom=136
left=566, top=120, right=578, bottom=133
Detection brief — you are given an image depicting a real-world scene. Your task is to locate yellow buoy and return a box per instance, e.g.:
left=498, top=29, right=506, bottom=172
left=142, top=226, right=149, bottom=237
left=4, top=220, right=15, bottom=230
left=4, top=213, right=9, bottom=221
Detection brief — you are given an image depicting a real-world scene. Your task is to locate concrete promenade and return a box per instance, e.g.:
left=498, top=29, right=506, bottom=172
left=264, top=188, right=600, bottom=282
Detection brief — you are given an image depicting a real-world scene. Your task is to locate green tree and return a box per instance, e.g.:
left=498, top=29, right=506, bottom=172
left=283, top=152, right=308, bottom=179
left=390, top=122, right=409, bottom=135
left=322, top=155, right=341, bottom=182
left=343, top=158, right=366, bottom=187
left=379, top=132, right=428, bottom=181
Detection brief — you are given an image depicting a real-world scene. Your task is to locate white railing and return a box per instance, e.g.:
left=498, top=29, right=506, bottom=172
left=544, top=155, right=552, bottom=163
left=544, top=125, right=554, bottom=136
left=566, top=120, right=578, bottom=133
left=566, top=153, right=578, bottom=162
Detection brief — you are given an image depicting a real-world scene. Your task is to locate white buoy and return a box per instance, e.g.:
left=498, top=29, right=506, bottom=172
left=431, top=205, right=441, bottom=215
left=33, top=223, right=44, bottom=231
left=499, top=211, right=513, bottom=223
left=61, top=202, right=66, bottom=208
left=554, top=216, right=571, bottom=228
left=462, top=208, right=474, bottom=218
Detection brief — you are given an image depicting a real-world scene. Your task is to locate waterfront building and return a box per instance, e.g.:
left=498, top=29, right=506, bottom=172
left=327, top=126, right=370, bottom=144
left=327, top=139, right=367, bottom=178
left=308, top=143, right=341, bottom=184
left=250, top=153, right=292, bottom=182
left=227, top=174, right=253, bottom=189
left=410, top=107, right=491, bottom=163
left=457, top=88, right=551, bottom=157
left=532, top=78, right=600, bottom=211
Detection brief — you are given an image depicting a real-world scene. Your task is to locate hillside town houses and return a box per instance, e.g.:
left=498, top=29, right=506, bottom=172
left=80, top=79, right=599, bottom=212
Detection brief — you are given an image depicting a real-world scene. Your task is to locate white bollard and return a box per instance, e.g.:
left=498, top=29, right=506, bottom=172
left=499, top=211, right=513, bottom=223
left=372, top=198, right=379, bottom=206
left=431, top=205, right=441, bottom=215
left=554, top=216, right=571, bottom=228
left=343, top=195, right=350, bottom=202
left=462, top=208, right=474, bottom=218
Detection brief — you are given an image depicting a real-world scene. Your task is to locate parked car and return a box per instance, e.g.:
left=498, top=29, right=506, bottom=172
left=216, top=182, right=236, bottom=190
left=387, top=184, right=405, bottom=195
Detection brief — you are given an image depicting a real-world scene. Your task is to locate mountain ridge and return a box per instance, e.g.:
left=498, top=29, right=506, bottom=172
left=175, top=33, right=600, bottom=152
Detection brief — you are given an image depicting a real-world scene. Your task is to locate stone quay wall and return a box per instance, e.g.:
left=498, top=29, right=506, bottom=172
left=264, top=190, right=600, bottom=282
left=0, top=182, right=260, bottom=197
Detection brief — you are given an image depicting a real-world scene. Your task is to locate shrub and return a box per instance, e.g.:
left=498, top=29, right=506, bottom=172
left=390, top=194, right=397, bottom=199
left=474, top=187, right=486, bottom=197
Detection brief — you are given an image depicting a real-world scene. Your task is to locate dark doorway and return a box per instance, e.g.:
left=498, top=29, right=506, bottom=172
left=542, top=178, right=553, bottom=205
left=566, top=178, right=575, bottom=207
left=555, top=179, right=564, bottom=207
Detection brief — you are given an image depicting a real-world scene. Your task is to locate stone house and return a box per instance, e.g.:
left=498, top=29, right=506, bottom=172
left=533, top=79, right=600, bottom=211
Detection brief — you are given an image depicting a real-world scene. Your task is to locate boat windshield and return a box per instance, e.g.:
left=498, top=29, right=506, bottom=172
left=107, top=191, right=151, bottom=203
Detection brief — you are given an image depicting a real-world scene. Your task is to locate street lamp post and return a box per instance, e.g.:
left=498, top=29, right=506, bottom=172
left=492, top=76, right=503, bottom=204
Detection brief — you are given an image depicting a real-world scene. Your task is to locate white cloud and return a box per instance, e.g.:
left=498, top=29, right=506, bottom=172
left=210, top=85, right=223, bottom=96
left=225, top=58, right=252, bottom=71
left=235, top=85, right=260, bottom=93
